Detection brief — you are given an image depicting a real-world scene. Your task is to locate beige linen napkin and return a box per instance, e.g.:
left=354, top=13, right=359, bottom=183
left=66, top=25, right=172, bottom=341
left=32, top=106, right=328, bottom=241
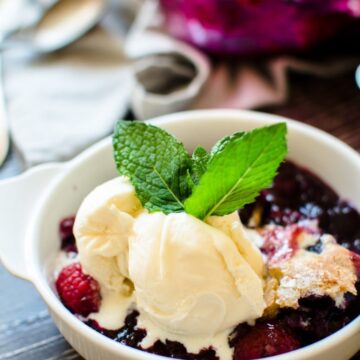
left=2, top=0, right=136, bottom=167
left=4, top=28, right=133, bottom=165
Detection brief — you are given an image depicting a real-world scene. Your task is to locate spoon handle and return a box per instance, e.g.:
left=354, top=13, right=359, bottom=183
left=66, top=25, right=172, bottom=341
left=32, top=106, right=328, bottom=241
left=0, top=54, right=9, bottom=167
left=0, top=38, right=31, bottom=51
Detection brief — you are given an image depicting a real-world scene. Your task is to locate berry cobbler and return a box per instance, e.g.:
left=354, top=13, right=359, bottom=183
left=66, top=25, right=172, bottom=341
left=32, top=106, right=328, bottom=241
left=54, top=122, right=360, bottom=360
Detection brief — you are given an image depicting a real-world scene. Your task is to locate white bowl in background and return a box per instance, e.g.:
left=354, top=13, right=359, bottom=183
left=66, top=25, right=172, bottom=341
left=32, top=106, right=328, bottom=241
left=0, top=110, right=359, bottom=360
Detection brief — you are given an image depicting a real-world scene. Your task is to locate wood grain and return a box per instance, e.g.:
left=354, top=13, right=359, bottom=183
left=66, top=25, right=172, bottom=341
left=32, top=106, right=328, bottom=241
left=0, top=72, right=359, bottom=359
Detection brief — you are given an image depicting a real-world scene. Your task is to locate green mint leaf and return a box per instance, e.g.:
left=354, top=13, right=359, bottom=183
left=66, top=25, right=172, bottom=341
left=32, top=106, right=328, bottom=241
left=186, top=169, right=196, bottom=191
left=113, top=121, right=192, bottom=214
left=184, top=123, right=287, bottom=219
left=210, top=132, right=245, bottom=155
left=191, top=146, right=210, bottom=184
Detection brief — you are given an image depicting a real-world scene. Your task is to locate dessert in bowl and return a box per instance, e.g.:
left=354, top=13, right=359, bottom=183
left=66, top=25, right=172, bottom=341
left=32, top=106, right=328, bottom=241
left=0, top=110, right=359, bottom=360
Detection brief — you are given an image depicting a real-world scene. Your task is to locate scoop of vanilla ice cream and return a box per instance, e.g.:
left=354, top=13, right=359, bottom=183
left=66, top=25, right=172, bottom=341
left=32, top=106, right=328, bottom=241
left=129, top=212, right=265, bottom=336
left=207, top=212, right=264, bottom=276
left=74, top=177, right=142, bottom=294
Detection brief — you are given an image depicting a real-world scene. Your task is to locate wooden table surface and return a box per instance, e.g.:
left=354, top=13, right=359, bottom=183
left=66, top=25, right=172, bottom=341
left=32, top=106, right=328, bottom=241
left=0, top=72, right=359, bottom=360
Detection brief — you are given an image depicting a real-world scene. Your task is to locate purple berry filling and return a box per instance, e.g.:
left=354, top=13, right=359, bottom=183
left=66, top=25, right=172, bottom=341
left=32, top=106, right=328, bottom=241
left=240, top=161, right=360, bottom=255
left=62, top=160, right=360, bottom=359
left=59, top=216, right=78, bottom=253
left=86, top=311, right=219, bottom=360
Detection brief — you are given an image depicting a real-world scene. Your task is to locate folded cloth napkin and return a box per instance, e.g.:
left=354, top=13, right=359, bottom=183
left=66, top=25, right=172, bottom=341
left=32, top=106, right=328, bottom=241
left=2, top=0, right=137, bottom=167
left=5, top=29, right=133, bottom=165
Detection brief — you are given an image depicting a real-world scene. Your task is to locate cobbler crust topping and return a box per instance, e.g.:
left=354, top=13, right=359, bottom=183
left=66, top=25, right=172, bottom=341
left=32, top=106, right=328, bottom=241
left=264, top=232, right=358, bottom=311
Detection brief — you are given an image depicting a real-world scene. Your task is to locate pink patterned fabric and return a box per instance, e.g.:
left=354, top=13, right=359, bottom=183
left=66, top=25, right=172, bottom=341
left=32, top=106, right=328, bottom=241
left=160, top=0, right=360, bottom=55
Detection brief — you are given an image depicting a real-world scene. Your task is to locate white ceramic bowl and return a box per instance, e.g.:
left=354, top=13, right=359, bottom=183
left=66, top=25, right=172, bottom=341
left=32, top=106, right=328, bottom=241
left=0, top=110, right=359, bottom=360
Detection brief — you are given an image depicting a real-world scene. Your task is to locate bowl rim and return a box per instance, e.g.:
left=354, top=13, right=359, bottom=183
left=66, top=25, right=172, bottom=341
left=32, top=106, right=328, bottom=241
left=27, top=109, right=360, bottom=360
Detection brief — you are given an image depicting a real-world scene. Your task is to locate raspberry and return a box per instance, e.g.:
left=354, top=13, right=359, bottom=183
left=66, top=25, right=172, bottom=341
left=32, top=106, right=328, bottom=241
left=56, top=263, right=101, bottom=316
left=260, top=225, right=303, bottom=265
left=233, top=322, right=299, bottom=360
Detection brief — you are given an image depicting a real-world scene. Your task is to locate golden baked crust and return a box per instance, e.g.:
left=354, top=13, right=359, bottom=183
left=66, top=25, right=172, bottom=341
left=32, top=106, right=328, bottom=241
left=260, top=227, right=358, bottom=312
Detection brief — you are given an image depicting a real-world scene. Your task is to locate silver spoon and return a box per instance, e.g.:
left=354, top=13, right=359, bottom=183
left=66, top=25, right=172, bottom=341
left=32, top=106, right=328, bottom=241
left=1, top=0, right=108, bottom=53
left=0, top=0, right=107, bottom=167
left=31, top=0, right=107, bottom=53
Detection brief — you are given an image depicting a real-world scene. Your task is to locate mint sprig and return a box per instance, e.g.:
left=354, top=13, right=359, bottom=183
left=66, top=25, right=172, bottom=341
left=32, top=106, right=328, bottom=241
left=113, top=121, right=287, bottom=219
left=113, top=121, right=192, bottom=213
left=184, top=123, right=287, bottom=219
